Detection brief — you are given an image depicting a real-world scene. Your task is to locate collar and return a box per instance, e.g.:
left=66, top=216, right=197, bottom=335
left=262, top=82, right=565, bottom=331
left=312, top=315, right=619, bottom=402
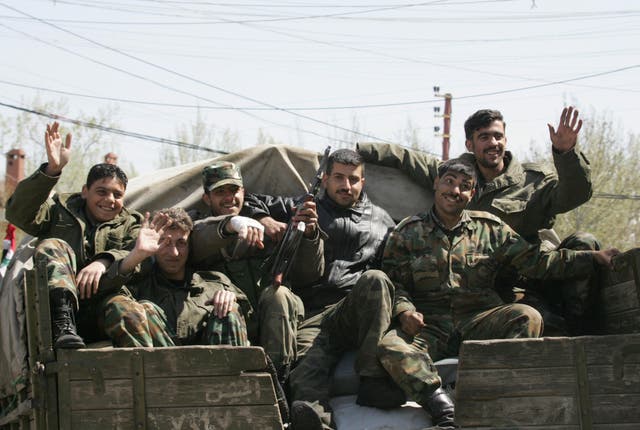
left=428, top=207, right=474, bottom=233
left=320, top=190, right=368, bottom=217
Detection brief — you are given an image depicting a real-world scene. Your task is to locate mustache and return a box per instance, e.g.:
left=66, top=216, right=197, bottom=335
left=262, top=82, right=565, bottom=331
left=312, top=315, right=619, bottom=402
left=337, top=189, right=352, bottom=194
left=442, top=192, right=461, bottom=201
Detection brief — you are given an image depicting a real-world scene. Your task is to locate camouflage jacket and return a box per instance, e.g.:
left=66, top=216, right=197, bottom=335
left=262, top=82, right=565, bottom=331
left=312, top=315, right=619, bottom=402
left=382, top=208, right=597, bottom=328
left=6, top=163, right=143, bottom=292
left=189, top=199, right=325, bottom=310
left=128, top=267, right=249, bottom=344
left=243, top=191, right=395, bottom=313
left=358, top=143, right=592, bottom=243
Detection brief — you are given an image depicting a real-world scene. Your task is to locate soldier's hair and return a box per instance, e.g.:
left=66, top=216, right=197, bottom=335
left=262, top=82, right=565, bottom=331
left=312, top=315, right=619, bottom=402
left=86, top=163, right=128, bottom=189
left=437, top=158, right=477, bottom=184
left=326, top=148, right=365, bottom=175
left=155, top=207, right=193, bottom=232
left=464, top=109, right=506, bottom=140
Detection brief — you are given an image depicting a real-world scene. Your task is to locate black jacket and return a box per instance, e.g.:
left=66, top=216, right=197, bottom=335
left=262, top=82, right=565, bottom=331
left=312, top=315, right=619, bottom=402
left=243, top=191, right=395, bottom=313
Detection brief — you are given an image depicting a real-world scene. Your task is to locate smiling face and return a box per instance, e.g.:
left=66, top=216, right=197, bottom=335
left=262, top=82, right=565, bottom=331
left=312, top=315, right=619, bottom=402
left=433, top=170, right=475, bottom=226
left=203, top=184, right=245, bottom=216
left=81, top=177, right=126, bottom=223
left=156, top=227, right=190, bottom=280
left=465, top=119, right=507, bottom=174
left=322, top=162, right=365, bottom=208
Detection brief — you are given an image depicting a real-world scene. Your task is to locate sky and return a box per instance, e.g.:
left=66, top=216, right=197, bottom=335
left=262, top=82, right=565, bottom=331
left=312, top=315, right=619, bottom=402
left=0, top=0, right=638, bottom=176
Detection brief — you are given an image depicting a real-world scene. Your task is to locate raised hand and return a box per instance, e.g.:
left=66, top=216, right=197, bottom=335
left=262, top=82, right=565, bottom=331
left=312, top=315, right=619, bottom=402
left=548, top=106, right=583, bottom=153
left=44, top=122, right=72, bottom=176
left=119, top=212, right=173, bottom=275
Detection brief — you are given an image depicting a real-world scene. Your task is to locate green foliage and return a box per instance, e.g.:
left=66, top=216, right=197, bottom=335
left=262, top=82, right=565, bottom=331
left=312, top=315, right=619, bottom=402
left=526, top=108, right=640, bottom=250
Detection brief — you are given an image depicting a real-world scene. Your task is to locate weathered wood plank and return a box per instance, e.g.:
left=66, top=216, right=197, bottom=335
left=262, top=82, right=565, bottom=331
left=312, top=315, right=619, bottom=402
left=455, top=396, right=579, bottom=427
left=145, top=374, right=275, bottom=407
left=143, top=346, right=268, bottom=377
left=456, top=335, right=640, bottom=428
left=459, top=335, right=640, bottom=369
left=146, top=405, right=282, bottom=430
left=69, top=379, right=132, bottom=410
left=59, top=346, right=267, bottom=380
left=456, top=367, right=578, bottom=399
left=70, top=409, right=134, bottom=428
left=598, top=248, right=640, bottom=334
left=591, top=394, right=640, bottom=424
left=599, top=280, right=639, bottom=313
left=599, top=309, right=640, bottom=334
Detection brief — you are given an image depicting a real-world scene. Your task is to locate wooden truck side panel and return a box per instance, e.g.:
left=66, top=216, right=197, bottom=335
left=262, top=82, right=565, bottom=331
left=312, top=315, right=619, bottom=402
left=1, top=260, right=283, bottom=430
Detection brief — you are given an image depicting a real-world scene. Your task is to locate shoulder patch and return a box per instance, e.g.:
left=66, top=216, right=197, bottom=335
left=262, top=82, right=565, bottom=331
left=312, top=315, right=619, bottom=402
left=395, top=214, right=423, bottom=230
left=466, top=210, right=503, bottom=224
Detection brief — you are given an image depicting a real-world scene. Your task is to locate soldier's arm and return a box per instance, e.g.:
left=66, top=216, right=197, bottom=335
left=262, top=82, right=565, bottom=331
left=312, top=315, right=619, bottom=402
left=498, top=223, right=597, bottom=280
left=539, top=107, right=592, bottom=215
left=189, top=214, right=238, bottom=266
left=5, top=164, right=60, bottom=236
left=357, top=142, right=440, bottom=189
left=382, top=227, right=418, bottom=319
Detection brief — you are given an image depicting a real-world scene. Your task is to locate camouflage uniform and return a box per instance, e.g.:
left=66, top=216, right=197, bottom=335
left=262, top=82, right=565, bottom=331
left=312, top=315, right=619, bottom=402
left=288, top=270, right=394, bottom=403
left=7, top=164, right=142, bottom=342
left=379, top=208, right=599, bottom=402
left=358, top=143, right=599, bottom=335
left=190, top=211, right=319, bottom=371
left=103, top=267, right=248, bottom=347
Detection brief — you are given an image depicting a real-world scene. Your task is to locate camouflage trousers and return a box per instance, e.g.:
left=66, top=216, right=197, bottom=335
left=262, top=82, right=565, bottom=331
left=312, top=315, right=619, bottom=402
left=290, top=270, right=394, bottom=404
left=257, top=285, right=305, bottom=372
left=34, top=238, right=108, bottom=343
left=520, top=232, right=601, bottom=336
left=378, top=303, right=542, bottom=405
left=103, top=293, right=249, bottom=347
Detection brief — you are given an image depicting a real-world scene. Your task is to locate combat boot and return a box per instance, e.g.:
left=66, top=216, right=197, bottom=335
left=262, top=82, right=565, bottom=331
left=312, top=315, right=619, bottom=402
left=420, top=387, right=456, bottom=429
left=356, top=375, right=407, bottom=409
left=50, top=289, right=85, bottom=349
left=290, top=400, right=333, bottom=430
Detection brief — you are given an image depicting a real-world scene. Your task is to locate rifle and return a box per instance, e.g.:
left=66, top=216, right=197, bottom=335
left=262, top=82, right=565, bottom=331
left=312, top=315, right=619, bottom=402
left=270, top=145, right=331, bottom=287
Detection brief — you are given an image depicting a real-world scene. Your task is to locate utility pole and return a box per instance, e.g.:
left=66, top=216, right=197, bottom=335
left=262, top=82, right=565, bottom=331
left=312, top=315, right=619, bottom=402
left=433, top=87, right=452, bottom=160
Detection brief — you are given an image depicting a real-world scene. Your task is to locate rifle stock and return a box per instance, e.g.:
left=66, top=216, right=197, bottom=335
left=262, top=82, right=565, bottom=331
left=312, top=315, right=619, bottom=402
left=270, top=146, right=331, bottom=287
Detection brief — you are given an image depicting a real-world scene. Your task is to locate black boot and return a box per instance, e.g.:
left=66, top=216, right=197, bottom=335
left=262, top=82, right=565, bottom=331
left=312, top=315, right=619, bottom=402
left=50, top=289, right=85, bottom=349
left=265, top=356, right=289, bottom=424
left=421, top=387, right=456, bottom=429
left=290, top=400, right=332, bottom=430
left=356, top=375, right=407, bottom=409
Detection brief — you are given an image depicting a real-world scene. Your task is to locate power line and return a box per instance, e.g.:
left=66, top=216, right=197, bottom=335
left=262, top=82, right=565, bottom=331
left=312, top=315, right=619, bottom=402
left=0, top=99, right=229, bottom=154
left=23, top=0, right=455, bottom=25
left=0, top=21, right=357, bottom=146
left=0, top=3, right=395, bottom=145
left=2, top=58, right=637, bottom=116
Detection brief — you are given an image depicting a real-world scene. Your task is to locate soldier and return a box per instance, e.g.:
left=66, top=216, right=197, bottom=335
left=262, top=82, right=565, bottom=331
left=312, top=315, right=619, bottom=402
left=358, top=106, right=598, bottom=335
left=6, top=122, right=143, bottom=349
left=375, top=158, right=618, bottom=429
left=240, top=149, right=398, bottom=429
left=102, top=207, right=249, bottom=347
left=189, top=162, right=324, bottom=383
